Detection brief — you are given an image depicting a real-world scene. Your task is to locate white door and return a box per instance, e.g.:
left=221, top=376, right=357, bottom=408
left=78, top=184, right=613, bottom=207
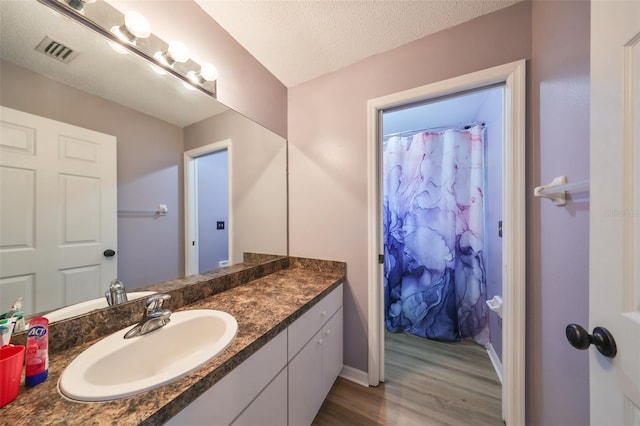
left=589, top=2, right=640, bottom=424
left=0, top=106, right=117, bottom=315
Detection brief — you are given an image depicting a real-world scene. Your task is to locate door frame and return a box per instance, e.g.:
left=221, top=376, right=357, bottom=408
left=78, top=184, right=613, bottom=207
left=366, top=60, right=527, bottom=425
left=184, top=139, right=233, bottom=276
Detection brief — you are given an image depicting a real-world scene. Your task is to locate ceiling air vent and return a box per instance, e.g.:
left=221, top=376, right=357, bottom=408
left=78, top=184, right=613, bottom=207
left=35, top=36, right=79, bottom=64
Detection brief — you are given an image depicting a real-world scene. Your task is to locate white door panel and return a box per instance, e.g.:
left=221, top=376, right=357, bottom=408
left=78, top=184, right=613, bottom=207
left=60, top=174, right=101, bottom=244
left=0, top=166, right=35, bottom=249
left=590, top=2, right=640, bottom=423
left=0, top=106, right=117, bottom=315
left=60, top=265, right=102, bottom=306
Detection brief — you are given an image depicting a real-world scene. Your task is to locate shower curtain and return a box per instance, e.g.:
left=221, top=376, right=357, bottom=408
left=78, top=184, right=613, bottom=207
left=383, top=124, right=489, bottom=346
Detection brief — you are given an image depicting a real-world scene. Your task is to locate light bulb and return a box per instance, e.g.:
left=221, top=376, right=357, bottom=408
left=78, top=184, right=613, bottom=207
left=110, top=25, right=128, bottom=43
left=187, top=71, right=200, bottom=84
left=110, top=11, right=150, bottom=45
left=153, top=51, right=169, bottom=67
left=187, top=63, right=218, bottom=85
left=167, top=41, right=189, bottom=64
left=200, top=63, right=218, bottom=82
left=124, top=11, right=150, bottom=39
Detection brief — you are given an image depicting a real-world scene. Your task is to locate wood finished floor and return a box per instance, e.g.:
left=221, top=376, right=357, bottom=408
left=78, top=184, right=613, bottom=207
left=312, top=332, right=503, bottom=426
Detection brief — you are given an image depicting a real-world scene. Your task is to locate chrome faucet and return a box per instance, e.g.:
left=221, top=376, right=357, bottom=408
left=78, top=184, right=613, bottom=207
left=124, top=293, right=172, bottom=339
left=105, top=279, right=128, bottom=306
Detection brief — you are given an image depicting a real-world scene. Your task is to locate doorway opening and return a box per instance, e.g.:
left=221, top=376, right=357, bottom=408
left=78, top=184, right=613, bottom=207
left=184, top=139, right=233, bottom=276
left=381, top=85, right=504, bottom=378
left=196, top=149, right=229, bottom=272
left=367, top=60, right=526, bottom=425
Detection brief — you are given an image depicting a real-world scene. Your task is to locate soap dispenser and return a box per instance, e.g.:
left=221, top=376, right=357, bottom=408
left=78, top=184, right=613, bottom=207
left=105, top=279, right=128, bottom=306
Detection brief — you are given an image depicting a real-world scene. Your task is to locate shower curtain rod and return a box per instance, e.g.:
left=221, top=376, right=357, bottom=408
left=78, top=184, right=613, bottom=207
left=383, top=121, right=485, bottom=139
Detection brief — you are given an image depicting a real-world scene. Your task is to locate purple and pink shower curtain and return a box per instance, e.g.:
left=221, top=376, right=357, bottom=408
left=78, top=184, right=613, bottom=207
left=383, top=124, right=489, bottom=346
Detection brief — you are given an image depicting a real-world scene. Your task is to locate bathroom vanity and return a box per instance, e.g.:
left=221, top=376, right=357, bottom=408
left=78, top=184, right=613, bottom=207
left=168, top=282, right=343, bottom=426
left=0, top=257, right=345, bottom=425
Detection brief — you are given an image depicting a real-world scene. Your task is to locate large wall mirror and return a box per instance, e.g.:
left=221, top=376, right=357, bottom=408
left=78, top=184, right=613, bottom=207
left=0, top=0, right=287, bottom=321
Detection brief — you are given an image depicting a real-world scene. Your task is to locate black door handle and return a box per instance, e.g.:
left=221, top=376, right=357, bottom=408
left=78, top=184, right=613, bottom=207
left=103, top=249, right=116, bottom=257
left=566, top=324, right=617, bottom=358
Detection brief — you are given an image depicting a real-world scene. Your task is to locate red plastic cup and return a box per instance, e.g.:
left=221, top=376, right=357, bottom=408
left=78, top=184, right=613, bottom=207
left=0, top=345, right=25, bottom=408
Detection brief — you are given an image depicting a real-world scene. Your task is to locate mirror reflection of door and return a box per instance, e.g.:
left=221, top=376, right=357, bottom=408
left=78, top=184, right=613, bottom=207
left=196, top=150, right=229, bottom=273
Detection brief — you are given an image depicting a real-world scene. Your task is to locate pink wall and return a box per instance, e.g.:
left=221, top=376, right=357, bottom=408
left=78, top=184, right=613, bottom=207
left=109, top=0, right=287, bottom=138
left=529, top=1, right=590, bottom=425
left=289, top=0, right=589, bottom=424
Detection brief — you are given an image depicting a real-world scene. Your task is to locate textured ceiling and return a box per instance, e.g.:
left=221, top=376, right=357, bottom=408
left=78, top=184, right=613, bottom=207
left=195, top=0, right=524, bottom=87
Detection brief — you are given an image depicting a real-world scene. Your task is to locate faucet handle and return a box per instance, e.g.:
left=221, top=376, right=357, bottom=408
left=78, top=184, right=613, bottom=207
left=148, top=308, right=172, bottom=322
left=145, top=293, right=171, bottom=314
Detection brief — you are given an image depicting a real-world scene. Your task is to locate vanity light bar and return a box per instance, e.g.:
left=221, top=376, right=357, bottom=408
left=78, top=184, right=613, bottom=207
left=39, top=0, right=217, bottom=97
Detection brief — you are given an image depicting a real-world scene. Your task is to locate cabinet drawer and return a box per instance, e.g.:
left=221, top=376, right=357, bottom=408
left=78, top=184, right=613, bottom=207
left=288, top=283, right=343, bottom=360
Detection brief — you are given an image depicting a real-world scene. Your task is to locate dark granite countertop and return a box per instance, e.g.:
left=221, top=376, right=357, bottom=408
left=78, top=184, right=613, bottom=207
left=1, top=257, right=345, bottom=425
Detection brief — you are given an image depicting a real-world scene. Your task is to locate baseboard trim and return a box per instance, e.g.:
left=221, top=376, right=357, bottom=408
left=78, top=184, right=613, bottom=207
left=487, top=343, right=503, bottom=384
left=339, top=365, right=369, bottom=387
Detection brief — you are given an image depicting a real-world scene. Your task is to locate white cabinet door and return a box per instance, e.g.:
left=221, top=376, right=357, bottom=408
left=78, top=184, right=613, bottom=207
left=167, top=331, right=287, bottom=426
left=232, top=368, right=287, bottom=426
left=288, top=328, right=323, bottom=426
left=289, top=286, right=344, bottom=426
left=322, top=308, right=343, bottom=399
left=0, top=106, right=117, bottom=314
left=590, top=1, right=640, bottom=423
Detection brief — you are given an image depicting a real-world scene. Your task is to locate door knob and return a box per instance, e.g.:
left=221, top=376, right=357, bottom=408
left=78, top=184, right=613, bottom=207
left=103, top=249, right=116, bottom=257
left=565, top=324, right=617, bottom=358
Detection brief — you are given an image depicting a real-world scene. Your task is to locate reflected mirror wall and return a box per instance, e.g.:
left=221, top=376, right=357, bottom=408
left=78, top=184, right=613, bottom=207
left=0, top=0, right=287, bottom=319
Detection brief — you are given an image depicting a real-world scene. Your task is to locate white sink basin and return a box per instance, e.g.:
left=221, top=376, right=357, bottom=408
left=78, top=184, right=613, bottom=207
left=44, top=292, right=157, bottom=322
left=59, top=309, right=238, bottom=401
